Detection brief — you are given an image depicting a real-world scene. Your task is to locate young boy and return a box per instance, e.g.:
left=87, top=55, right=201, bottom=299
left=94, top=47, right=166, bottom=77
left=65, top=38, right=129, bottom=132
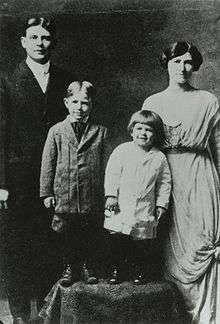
left=40, top=81, right=109, bottom=286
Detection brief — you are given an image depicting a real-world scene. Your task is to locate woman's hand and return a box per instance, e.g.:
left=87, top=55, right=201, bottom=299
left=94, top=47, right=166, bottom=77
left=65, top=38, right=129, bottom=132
left=43, top=196, right=55, bottom=209
left=0, top=189, right=9, bottom=210
left=214, top=247, right=220, bottom=261
left=105, top=196, right=120, bottom=213
left=156, top=206, right=167, bottom=221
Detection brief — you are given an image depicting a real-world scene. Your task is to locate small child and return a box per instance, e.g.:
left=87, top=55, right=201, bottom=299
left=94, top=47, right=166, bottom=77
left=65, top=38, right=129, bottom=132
left=40, top=81, right=109, bottom=286
left=104, top=110, right=171, bottom=284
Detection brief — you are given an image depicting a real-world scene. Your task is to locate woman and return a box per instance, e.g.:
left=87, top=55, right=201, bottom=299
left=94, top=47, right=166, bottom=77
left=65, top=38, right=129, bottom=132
left=142, top=41, right=220, bottom=323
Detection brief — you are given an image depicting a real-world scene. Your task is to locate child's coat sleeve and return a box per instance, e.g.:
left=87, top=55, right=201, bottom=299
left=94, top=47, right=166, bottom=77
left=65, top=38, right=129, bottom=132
left=104, top=146, right=123, bottom=198
left=155, top=156, right=172, bottom=210
left=40, top=127, right=57, bottom=198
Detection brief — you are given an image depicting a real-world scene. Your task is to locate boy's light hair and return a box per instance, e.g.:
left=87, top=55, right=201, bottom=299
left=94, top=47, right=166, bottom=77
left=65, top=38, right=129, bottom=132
left=66, top=81, right=94, bottom=99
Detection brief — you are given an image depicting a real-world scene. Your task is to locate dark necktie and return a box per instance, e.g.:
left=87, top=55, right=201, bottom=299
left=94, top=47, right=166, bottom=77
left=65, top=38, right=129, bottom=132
left=72, top=122, right=86, bottom=142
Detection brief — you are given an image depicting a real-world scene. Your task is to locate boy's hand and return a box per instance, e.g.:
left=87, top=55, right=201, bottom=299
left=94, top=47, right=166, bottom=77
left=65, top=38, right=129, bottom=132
left=105, top=196, right=120, bottom=212
left=156, top=206, right=166, bottom=221
left=43, top=196, right=55, bottom=209
left=0, top=189, right=9, bottom=210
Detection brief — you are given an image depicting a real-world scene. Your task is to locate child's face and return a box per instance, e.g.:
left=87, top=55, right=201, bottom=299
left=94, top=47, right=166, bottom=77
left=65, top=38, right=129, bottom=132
left=131, top=123, right=154, bottom=150
left=64, top=91, right=92, bottom=121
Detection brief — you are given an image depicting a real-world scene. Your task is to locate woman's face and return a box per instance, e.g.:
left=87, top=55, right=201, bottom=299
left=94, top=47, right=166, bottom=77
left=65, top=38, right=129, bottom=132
left=167, top=52, right=194, bottom=84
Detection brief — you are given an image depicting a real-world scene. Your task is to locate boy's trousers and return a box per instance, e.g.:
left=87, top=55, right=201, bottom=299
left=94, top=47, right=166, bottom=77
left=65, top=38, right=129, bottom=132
left=53, top=212, right=105, bottom=275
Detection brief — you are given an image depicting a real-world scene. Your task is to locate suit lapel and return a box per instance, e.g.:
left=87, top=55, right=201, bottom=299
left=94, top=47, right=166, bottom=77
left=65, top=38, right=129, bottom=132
left=78, top=123, right=99, bottom=150
left=19, top=61, right=46, bottom=99
left=44, top=64, right=64, bottom=118
left=62, top=117, right=78, bottom=146
left=19, top=62, right=61, bottom=118
left=62, top=118, right=99, bottom=150
left=15, top=61, right=46, bottom=118
left=45, top=64, right=60, bottom=99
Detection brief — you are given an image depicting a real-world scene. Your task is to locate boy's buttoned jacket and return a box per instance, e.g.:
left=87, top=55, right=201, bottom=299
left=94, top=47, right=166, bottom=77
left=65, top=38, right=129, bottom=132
left=40, top=116, right=109, bottom=214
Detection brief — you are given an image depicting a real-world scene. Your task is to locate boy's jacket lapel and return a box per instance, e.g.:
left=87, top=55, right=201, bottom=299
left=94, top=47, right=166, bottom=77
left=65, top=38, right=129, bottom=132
left=62, top=118, right=78, bottom=146
left=78, top=123, right=99, bottom=151
left=62, top=117, right=100, bottom=150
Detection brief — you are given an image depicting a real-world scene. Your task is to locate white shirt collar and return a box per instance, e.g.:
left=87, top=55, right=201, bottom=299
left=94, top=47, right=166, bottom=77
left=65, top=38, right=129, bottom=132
left=26, top=57, right=50, bottom=75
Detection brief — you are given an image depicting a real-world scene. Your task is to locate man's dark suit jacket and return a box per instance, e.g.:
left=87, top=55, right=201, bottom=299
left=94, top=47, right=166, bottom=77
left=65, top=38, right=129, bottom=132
left=0, top=61, right=73, bottom=205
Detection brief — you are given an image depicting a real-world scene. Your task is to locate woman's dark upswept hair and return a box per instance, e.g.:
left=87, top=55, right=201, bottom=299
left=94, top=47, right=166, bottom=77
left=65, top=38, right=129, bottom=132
left=127, top=110, right=166, bottom=149
left=160, top=41, right=203, bottom=71
left=22, top=17, right=56, bottom=43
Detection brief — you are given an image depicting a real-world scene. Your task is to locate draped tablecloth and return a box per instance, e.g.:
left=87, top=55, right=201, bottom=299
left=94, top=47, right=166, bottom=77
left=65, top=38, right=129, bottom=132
left=39, top=280, right=188, bottom=324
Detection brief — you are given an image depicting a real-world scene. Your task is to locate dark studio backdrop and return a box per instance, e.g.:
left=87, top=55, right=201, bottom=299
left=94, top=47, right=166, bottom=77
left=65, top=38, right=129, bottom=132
left=1, top=0, right=220, bottom=145
left=0, top=0, right=219, bottom=309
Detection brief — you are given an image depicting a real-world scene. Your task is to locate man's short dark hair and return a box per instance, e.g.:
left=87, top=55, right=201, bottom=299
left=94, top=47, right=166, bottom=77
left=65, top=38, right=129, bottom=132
left=22, top=17, right=56, bottom=41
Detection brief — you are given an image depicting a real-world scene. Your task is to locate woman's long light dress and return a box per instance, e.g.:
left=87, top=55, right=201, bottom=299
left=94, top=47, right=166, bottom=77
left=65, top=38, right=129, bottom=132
left=142, top=89, right=220, bottom=324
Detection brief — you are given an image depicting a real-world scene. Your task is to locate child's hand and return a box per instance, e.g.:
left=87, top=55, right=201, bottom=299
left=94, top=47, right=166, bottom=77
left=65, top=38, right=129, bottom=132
left=105, top=196, right=120, bottom=212
left=0, top=189, right=9, bottom=210
left=156, top=206, right=166, bottom=221
left=44, top=196, right=55, bottom=209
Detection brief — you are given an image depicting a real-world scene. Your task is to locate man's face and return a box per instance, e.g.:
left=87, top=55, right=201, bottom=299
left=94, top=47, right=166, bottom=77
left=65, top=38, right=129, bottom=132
left=21, top=25, right=53, bottom=64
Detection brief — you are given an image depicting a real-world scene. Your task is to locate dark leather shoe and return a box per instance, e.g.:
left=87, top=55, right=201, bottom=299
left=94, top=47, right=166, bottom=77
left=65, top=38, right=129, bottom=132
left=82, top=264, right=98, bottom=284
left=13, top=317, right=28, bottom=324
left=133, top=273, right=145, bottom=285
left=29, top=316, right=44, bottom=324
left=108, top=267, right=123, bottom=285
left=60, top=264, right=80, bottom=287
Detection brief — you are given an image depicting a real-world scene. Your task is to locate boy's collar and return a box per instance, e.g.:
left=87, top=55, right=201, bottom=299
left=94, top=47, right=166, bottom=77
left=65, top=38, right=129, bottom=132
left=68, top=115, right=89, bottom=124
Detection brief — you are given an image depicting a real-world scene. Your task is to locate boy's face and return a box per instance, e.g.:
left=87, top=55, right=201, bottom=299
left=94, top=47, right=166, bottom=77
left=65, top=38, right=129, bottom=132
left=131, top=123, right=154, bottom=150
left=21, top=25, right=53, bottom=64
left=64, top=91, right=92, bottom=121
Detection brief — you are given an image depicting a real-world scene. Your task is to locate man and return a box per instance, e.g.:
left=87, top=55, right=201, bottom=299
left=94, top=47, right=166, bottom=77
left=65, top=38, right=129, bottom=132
left=0, top=17, right=73, bottom=324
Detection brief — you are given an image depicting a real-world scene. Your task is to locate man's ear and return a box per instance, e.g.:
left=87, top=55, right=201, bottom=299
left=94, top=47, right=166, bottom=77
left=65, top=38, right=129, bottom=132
left=63, top=98, right=68, bottom=108
left=20, top=36, right=26, bottom=49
